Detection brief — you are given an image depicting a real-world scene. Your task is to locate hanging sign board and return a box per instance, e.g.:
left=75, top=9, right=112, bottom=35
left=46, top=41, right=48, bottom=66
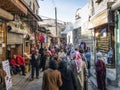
left=2, top=60, right=12, bottom=90
left=91, top=10, right=108, bottom=27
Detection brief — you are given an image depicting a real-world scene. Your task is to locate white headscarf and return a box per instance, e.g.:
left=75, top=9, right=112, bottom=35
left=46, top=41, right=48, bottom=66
left=96, top=51, right=103, bottom=60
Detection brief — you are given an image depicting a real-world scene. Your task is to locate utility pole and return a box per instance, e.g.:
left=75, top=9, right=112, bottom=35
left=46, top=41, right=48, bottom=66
left=55, top=7, right=57, bottom=36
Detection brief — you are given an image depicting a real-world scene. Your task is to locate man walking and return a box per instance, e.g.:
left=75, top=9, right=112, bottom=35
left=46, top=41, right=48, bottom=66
left=30, top=49, right=41, bottom=80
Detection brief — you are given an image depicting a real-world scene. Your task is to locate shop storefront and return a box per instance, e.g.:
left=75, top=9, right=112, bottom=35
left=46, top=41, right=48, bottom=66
left=0, top=8, right=14, bottom=62
left=0, top=0, right=27, bottom=63
left=91, top=10, right=115, bottom=67
left=7, top=32, right=23, bottom=58
left=0, top=8, right=14, bottom=90
left=0, top=23, right=7, bottom=62
left=94, top=24, right=115, bottom=67
left=91, top=9, right=116, bottom=81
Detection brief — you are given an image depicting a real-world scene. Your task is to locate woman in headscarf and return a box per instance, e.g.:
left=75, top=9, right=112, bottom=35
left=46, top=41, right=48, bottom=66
left=58, top=61, right=77, bottom=90
left=42, top=60, right=62, bottom=90
left=95, top=52, right=106, bottom=90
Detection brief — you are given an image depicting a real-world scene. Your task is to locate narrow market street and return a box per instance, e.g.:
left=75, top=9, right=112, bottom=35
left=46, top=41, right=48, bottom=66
left=11, top=72, right=97, bottom=90
left=1, top=0, right=120, bottom=90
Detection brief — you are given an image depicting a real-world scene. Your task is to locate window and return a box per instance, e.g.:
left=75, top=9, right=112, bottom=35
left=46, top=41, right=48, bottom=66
left=29, top=2, right=31, bottom=8
left=33, top=4, right=35, bottom=13
left=36, top=9, right=38, bottom=15
left=96, top=0, right=103, bottom=4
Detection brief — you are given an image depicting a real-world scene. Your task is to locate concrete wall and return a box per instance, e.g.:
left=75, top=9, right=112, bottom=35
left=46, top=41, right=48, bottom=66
left=89, top=0, right=116, bottom=16
left=39, top=19, right=65, bottom=38
left=74, top=3, right=93, bottom=50
left=24, top=0, right=39, bottom=15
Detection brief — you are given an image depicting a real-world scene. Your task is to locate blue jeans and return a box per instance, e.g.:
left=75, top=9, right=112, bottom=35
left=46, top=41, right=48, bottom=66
left=11, top=66, right=20, bottom=74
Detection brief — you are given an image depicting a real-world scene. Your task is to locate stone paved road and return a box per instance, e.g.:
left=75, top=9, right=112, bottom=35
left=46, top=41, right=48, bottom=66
left=11, top=73, right=97, bottom=90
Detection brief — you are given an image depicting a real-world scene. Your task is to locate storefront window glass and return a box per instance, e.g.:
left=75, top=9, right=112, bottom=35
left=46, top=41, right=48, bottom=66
left=95, top=27, right=115, bottom=68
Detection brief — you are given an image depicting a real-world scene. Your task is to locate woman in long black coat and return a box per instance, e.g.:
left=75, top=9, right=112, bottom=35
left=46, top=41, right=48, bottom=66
left=58, top=61, right=77, bottom=90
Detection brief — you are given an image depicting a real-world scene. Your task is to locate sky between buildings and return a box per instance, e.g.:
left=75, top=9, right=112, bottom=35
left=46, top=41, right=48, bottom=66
left=38, top=0, right=88, bottom=22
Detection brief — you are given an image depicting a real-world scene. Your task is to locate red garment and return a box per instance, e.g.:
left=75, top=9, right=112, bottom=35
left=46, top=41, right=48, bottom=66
left=39, top=34, right=45, bottom=43
left=10, top=59, right=19, bottom=66
left=16, top=55, right=25, bottom=66
left=95, top=59, right=106, bottom=90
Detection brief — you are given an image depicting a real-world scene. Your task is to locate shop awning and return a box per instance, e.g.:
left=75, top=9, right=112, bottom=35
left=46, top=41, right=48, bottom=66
left=0, top=8, right=13, bottom=20
left=112, top=0, right=120, bottom=10
left=89, top=23, right=108, bottom=30
left=0, top=0, right=27, bottom=15
left=89, top=22, right=114, bottom=30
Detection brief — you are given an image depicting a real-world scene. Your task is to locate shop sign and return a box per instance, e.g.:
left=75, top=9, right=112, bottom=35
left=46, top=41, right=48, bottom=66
left=91, top=10, right=108, bottom=27
left=2, top=60, right=12, bottom=90
left=7, top=33, right=23, bottom=44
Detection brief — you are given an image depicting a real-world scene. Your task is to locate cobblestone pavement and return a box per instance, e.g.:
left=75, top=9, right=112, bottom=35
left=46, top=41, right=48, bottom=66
left=11, top=72, right=97, bottom=90
left=11, top=72, right=43, bottom=90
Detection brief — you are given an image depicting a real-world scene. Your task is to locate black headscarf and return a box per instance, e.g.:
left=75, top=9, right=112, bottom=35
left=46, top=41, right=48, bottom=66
left=58, top=61, right=71, bottom=80
left=49, top=60, right=58, bottom=70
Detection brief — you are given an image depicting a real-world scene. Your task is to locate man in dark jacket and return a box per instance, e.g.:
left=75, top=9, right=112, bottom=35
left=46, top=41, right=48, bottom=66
left=39, top=48, right=47, bottom=71
left=30, top=49, right=41, bottom=80
left=58, top=61, right=77, bottom=90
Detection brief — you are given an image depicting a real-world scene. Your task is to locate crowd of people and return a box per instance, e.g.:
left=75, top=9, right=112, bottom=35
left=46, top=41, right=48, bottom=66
left=7, top=42, right=106, bottom=90
left=25, top=43, right=92, bottom=90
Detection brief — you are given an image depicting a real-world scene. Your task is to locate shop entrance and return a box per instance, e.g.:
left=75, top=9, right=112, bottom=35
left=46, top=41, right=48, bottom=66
left=7, top=44, right=23, bottom=60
